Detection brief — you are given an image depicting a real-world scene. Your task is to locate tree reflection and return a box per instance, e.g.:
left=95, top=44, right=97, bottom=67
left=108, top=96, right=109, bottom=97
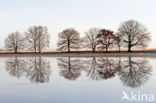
left=5, top=56, right=152, bottom=87
left=5, top=57, right=27, bottom=78
left=118, top=56, right=152, bottom=88
left=96, top=57, right=120, bottom=79
left=26, top=56, right=51, bottom=83
left=86, top=57, right=120, bottom=80
left=5, top=56, right=51, bottom=83
left=86, top=57, right=100, bottom=80
left=57, top=57, right=82, bottom=80
left=84, top=56, right=152, bottom=88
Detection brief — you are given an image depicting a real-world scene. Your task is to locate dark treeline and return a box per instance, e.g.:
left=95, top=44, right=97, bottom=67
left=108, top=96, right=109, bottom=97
left=4, top=20, right=151, bottom=53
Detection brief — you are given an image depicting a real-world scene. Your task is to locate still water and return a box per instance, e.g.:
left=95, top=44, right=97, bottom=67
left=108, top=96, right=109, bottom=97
left=0, top=56, right=155, bottom=103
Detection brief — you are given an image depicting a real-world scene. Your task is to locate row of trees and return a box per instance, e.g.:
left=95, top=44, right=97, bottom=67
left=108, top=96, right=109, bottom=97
left=5, top=26, right=50, bottom=53
left=58, top=20, right=151, bottom=52
left=5, top=20, right=151, bottom=53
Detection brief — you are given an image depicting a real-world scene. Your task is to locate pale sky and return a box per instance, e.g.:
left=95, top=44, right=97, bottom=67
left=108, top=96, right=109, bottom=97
left=0, top=0, right=156, bottom=50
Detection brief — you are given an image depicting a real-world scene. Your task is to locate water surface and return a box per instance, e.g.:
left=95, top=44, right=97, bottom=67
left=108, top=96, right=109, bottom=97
left=0, top=56, right=155, bottom=103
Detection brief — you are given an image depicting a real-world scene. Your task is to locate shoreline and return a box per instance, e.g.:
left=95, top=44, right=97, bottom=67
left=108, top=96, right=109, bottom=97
left=0, top=51, right=156, bottom=57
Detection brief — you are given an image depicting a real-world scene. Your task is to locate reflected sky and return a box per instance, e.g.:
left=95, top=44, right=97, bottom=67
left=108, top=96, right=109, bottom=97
left=0, top=56, right=155, bottom=103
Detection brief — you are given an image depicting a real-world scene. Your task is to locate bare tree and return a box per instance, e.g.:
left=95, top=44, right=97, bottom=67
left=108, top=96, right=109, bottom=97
left=82, top=28, right=100, bottom=52
left=115, top=33, right=123, bottom=52
left=5, top=31, right=24, bottom=53
left=97, top=29, right=116, bottom=52
left=117, top=20, right=151, bottom=52
left=25, top=26, right=50, bottom=53
left=57, top=28, right=80, bottom=52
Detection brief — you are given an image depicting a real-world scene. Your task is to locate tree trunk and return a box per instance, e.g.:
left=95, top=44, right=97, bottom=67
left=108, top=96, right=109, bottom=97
left=35, top=46, right=37, bottom=53
left=15, top=49, right=17, bottom=53
left=39, top=49, right=41, bottom=53
left=106, top=45, right=108, bottom=52
left=93, top=48, right=95, bottom=53
left=128, top=36, right=131, bottom=52
left=128, top=45, right=131, bottom=52
left=39, top=36, right=41, bottom=53
left=15, top=47, right=17, bottom=53
left=67, top=38, right=70, bottom=53
left=118, top=45, right=121, bottom=52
